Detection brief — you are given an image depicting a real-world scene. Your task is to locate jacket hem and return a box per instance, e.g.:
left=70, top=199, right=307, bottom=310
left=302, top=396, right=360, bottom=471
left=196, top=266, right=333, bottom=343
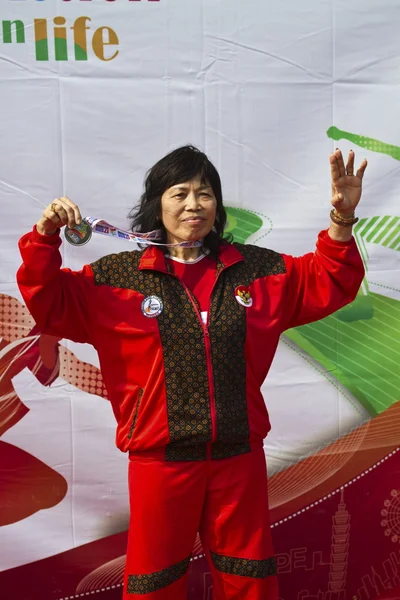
left=128, top=440, right=263, bottom=462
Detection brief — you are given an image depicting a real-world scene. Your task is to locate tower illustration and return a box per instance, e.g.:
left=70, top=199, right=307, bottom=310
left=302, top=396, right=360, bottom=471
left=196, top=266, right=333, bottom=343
left=327, top=489, right=350, bottom=600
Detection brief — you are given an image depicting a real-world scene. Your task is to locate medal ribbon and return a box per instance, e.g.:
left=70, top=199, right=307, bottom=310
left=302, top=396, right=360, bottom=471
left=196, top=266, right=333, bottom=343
left=65, top=217, right=203, bottom=248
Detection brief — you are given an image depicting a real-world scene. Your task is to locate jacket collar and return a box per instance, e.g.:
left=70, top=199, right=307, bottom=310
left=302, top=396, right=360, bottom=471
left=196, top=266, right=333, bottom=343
left=138, top=242, right=244, bottom=273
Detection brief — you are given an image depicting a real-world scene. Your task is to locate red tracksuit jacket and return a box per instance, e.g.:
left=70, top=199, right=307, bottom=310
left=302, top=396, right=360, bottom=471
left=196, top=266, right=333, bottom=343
left=17, top=227, right=365, bottom=462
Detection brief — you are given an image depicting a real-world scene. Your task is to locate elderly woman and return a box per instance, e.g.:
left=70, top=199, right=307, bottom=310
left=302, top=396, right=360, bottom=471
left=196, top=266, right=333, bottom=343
left=17, top=146, right=366, bottom=600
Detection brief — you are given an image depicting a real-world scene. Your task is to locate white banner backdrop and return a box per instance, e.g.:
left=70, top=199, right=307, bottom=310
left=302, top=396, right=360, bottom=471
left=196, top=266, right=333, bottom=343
left=1, top=0, right=400, bottom=597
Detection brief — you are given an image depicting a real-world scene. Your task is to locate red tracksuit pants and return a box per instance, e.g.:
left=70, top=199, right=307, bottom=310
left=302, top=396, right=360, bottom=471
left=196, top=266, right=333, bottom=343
left=123, top=447, right=279, bottom=599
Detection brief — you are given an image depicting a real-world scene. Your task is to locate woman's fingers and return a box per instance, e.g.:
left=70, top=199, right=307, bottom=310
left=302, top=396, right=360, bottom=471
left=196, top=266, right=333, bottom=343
left=60, top=197, right=78, bottom=228
left=346, top=150, right=355, bottom=175
left=330, top=152, right=342, bottom=185
left=60, top=197, right=82, bottom=225
left=356, top=159, right=368, bottom=180
left=44, top=197, right=81, bottom=229
left=334, top=149, right=346, bottom=178
left=331, top=149, right=368, bottom=182
left=46, top=201, right=70, bottom=227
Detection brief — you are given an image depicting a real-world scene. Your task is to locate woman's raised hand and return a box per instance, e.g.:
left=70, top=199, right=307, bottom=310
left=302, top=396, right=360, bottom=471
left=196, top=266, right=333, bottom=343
left=330, top=149, right=367, bottom=216
left=36, top=197, right=82, bottom=235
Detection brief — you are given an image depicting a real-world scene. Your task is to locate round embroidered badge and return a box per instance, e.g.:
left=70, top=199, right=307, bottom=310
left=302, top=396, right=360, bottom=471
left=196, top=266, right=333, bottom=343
left=141, top=295, right=164, bottom=318
left=235, top=285, right=253, bottom=307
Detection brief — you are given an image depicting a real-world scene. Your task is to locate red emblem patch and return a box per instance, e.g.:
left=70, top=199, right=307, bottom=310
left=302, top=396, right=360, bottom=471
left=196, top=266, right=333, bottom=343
left=235, top=285, right=253, bottom=307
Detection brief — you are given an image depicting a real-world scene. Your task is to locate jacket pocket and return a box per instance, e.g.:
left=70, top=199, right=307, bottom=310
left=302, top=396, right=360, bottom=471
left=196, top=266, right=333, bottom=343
left=127, top=387, right=143, bottom=440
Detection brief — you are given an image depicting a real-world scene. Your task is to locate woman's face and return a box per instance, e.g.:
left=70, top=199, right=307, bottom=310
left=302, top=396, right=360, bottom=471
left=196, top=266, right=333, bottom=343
left=160, top=176, right=217, bottom=244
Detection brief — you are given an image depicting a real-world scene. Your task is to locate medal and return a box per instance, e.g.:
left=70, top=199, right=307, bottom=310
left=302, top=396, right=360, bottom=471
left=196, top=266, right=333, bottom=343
left=64, top=220, right=93, bottom=246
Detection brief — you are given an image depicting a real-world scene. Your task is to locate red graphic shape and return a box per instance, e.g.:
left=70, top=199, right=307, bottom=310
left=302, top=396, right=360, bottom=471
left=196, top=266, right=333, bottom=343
left=0, top=441, right=67, bottom=526
left=269, top=400, right=400, bottom=523
left=0, top=293, right=108, bottom=527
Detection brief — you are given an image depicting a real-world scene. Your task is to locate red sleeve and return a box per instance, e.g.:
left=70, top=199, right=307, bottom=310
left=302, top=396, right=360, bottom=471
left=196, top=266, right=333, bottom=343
left=17, top=226, right=94, bottom=344
left=282, top=230, right=365, bottom=331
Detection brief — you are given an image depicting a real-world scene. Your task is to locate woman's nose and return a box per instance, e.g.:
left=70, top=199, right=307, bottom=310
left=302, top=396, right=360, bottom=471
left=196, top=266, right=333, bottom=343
left=185, top=192, right=200, bottom=209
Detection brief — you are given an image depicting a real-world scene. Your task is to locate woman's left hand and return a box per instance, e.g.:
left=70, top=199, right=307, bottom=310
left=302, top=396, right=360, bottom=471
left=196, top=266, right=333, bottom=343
left=330, top=149, right=368, bottom=216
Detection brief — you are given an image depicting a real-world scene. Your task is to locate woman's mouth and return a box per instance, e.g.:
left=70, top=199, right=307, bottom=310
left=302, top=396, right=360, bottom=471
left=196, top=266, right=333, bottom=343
left=183, top=218, right=204, bottom=224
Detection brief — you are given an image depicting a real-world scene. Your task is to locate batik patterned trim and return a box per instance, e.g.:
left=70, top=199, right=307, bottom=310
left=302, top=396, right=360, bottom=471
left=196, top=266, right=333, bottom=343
left=210, top=551, right=277, bottom=578
left=209, top=244, right=286, bottom=448
left=232, top=243, right=286, bottom=280
left=157, top=278, right=212, bottom=447
left=127, top=556, right=191, bottom=594
left=211, top=441, right=251, bottom=460
left=127, top=388, right=143, bottom=440
left=208, top=272, right=249, bottom=444
left=165, top=442, right=208, bottom=462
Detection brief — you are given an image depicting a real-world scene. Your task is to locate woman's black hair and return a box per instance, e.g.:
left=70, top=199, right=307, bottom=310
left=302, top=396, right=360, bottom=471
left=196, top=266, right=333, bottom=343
left=128, top=145, right=231, bottom=256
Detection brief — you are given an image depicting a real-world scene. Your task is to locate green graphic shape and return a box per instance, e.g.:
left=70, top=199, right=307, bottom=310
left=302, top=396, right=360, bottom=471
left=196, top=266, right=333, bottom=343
left=35, top=39, right=49, bottom=62
left=335, top=215, right=400, bottom=322
left=285, top=291, right=400, bottom=417
left=74, top=44, right=88, bottom=61
left=227, top=204, right=400, bottom=418
left=356, top=215, right=400, bottom=253
left=292, top=210, right=400, bottom=416
left=2, top=20, right=25, bottom=44
left=327, top=126, right=400, bottom=161
left=55, top=38, right=68, bottom=61
left=225, top=207, right=263, bottom=244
